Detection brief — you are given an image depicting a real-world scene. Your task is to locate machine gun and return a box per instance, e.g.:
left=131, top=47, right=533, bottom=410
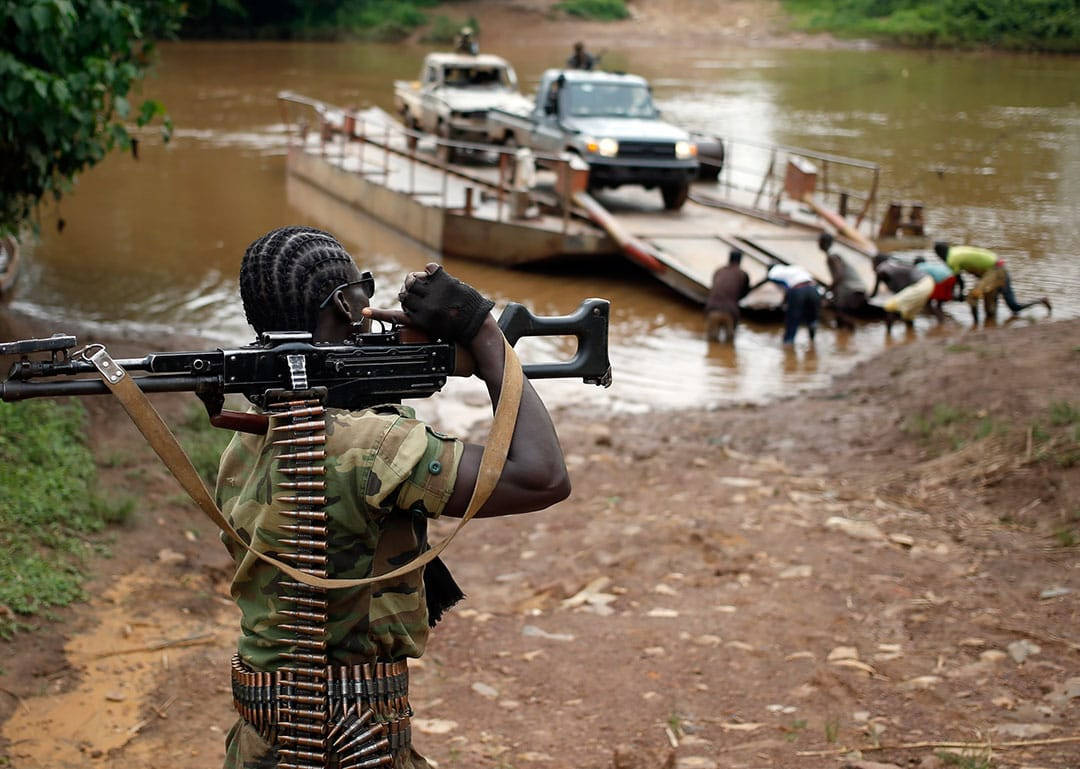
left=0, top=298, right=611, bottom=432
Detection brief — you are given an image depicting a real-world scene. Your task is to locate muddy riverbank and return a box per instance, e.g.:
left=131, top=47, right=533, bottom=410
left=2, top=315, right=1077, bottom=768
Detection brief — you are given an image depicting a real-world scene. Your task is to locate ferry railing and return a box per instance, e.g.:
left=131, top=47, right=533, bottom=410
left=696, top=134, right=881, bottom=234
left=278, top=91, right=581, bottom=235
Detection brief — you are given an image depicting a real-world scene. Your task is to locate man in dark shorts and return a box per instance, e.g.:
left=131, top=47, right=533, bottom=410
left=704, top=248, right=751, bottom=343
left=819, top=232, right=869, bottom=325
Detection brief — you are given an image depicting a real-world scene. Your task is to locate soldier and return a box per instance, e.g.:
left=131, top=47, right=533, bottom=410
left=219, top=226, right=569, bottom=768
left=566, top=41, right=596, bottom=70
left=455, top=26, right=478, bottom=55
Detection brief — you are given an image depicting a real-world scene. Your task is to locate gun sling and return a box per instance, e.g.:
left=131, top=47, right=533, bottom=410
left=82, top=336, right=523, bottom=589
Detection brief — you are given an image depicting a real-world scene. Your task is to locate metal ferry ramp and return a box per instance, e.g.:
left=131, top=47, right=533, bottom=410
left=278, top=93, right=910, bottom=309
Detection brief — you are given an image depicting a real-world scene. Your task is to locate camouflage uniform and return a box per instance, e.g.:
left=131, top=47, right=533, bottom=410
left=216, top=404, right=463, bottom=769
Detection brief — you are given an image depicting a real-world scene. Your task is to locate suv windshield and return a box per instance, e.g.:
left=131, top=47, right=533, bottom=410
left=442, top=66, right=512, bottom=88
left=565, top=83, right=656, bottom=118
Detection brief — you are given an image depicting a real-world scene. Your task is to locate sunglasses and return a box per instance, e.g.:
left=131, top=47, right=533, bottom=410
left=318, top=271, right=375, bottom=310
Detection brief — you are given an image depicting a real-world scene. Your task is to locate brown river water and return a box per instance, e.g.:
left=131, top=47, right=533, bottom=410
left=9, top=40, right=1080, bottom=423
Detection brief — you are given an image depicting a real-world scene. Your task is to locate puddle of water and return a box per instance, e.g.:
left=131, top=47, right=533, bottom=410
left=1, top=567, right=233, bottom=768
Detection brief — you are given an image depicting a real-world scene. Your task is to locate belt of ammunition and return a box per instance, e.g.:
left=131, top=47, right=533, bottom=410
left=231, top=655, right=412, bottom=761
left=229, top=383, right=412, bottom=768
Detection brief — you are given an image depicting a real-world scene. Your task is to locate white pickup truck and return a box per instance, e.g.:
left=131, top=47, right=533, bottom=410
left=393, top=52, right=533, bottom=160
left=487, top=69, right=699, bottom=209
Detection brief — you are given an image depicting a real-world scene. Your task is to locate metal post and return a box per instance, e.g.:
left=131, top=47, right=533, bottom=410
left=441, top=159, right=449, bottom=208
left=561, top=159, right=570, bottom=236
left=753, top=150, right=775, bottom=210
left=464, top=187, right=474, bottom=217
left=723, top=139, right=731, bottom=198
left=409, top=129, right=416, bottom=195
left=383, top=123, right=390, bottom=179
left=358, top=116, right=366, bottom=171
left=496, top=152, right=505, bottom=222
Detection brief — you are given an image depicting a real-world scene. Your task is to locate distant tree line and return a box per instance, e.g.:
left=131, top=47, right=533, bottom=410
left=180, top=0, right=440, bottom=40
left=785, top=0, right=1080, bottom=52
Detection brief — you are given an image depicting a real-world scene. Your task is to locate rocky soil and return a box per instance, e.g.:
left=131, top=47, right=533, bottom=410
left=1, top=315, right=1078, bottom=769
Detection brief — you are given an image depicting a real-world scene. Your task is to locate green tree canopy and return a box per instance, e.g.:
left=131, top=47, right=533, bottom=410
left=0, top=0, right=185, bottom=236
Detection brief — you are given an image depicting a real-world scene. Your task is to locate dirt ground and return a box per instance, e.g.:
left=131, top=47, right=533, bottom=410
left=1, top=309, right=1078, bottom=769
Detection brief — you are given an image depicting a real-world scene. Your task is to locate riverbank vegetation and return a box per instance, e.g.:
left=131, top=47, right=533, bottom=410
left=0, top=0, right=182, bottom=237
left=553, top=0, right=630, bottom=21
left=784, top=0, right=1080, bottom=52
left=0, top=401, right=122, bottom=637
left=182, top=0, right=441, bottom=40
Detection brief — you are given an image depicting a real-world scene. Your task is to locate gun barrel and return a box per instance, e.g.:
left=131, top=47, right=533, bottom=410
left=1, top=375, right=218, bottom=402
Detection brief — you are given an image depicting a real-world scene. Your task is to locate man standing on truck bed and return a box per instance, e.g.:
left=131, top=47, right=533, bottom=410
left=566, top=41, right=596, bottom=70
left=455, top=26, right=478, bottom=55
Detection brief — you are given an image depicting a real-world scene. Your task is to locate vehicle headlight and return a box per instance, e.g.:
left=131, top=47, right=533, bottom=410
left=598, top=137, right=619, bottom=157
left=675, top=141, right=697, bottom=159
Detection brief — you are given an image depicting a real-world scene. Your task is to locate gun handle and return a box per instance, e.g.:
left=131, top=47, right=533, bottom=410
left=212, top=410, right=269, bottom=435
left=498, top=298, right=612, bottom=386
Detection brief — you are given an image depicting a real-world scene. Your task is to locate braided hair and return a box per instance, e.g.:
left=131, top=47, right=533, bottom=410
left=239, top=226, right=360, bottom=334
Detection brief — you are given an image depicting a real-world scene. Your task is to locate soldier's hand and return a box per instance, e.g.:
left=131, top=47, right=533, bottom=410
left=395, top=263, right=495, bottom=344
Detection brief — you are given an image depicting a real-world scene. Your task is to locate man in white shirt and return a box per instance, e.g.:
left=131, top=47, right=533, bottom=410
left=752, top=263, right=820, bottom=344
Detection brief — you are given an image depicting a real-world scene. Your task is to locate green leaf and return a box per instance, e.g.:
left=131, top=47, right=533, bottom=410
left=137, top=98, right=165, bottom=126
left=113, top=95, right=130, bottom=118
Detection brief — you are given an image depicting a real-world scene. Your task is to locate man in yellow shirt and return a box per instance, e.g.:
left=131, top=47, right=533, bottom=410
left=936, top=242, right=1050, bottom=324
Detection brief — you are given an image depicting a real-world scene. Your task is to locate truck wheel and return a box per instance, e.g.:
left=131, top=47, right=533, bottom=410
left=404, top=113, right=419, bottom=151
left=661, top=182, right=689, bottom=211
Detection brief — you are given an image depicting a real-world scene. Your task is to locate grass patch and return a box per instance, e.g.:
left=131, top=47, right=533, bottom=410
left=0, top=400, right=121, bottom=637
left=782, top=0, right=1080, bottom=52
left=554, top=0, right=630, bottom=21
left=781, top=718, right=808, bottom=742
left=904, top=403, right=971, bottom=444
left=936, top=750, right=993, bottom=769
left=175, top=402, right=235, bottom=487
left=1052, top=527, right=1077, bottom=548
left=904, top=403, right=1012, bottom=454
left=945, top=343, right=974, bottom=353
left=1048, top=401, right=1080, bottom=427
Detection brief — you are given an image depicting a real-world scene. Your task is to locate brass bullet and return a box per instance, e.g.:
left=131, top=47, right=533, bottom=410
left=272, top=419, right=327, bottom=433
left=277, top=481, right=327, bottom=491
left=273, top=435, right=327, bottom=447
left=281, top=510, right=328, bottom=522
left=276, top=450, right=327, bottom=462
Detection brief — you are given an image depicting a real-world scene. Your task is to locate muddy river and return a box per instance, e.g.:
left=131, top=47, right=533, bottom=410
left=8, top=40, right=1079, bottom=422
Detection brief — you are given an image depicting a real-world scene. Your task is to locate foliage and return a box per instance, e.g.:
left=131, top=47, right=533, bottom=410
left=554, top=0, right=630, bottom=21
left=0, top=0, right=185, bottom=237
left=175, top=401, right=234, bottom=486
left=0, top=400, right=116, bottom=636
left=422, top=14, right=480, bottom=44
left=783, top=0, right=1080, bottom=52
left=182, top=0, right=438, bottom=40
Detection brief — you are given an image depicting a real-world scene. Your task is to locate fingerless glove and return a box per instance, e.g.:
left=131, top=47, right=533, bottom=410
left=400, top=265, right=495, bottom=343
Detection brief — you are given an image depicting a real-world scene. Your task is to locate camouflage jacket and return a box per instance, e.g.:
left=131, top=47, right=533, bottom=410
left=215, top=404, right=462, bottom=670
